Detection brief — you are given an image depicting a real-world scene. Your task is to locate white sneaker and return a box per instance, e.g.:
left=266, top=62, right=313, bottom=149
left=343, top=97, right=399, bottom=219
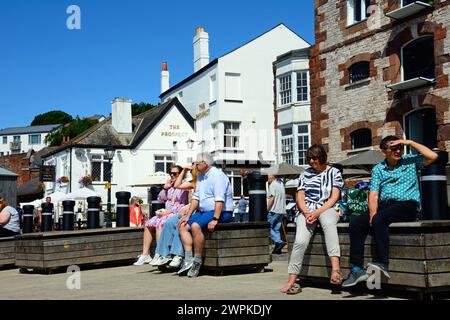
left=168, top=255, right=183, bottom=268
left=149, top=253, right=161, bottom=266
left=154, top=255, right=172, bottom=266
left=133, top=254, right=152, bottom=266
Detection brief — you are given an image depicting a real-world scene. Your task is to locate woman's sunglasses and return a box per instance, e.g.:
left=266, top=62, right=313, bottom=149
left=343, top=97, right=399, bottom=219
left=170, top=172, right=180, bottom=176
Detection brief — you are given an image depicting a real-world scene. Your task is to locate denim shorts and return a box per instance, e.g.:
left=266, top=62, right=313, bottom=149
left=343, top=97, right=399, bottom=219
left=188, top=210, right=233, bottom=228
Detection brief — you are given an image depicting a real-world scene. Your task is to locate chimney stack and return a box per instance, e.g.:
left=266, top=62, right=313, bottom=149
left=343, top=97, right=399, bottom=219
left=111, top=98, right=133, bottom=134
left=161, top=61, right=170, bottom=94
left=193, top=27, right=210, bottom=72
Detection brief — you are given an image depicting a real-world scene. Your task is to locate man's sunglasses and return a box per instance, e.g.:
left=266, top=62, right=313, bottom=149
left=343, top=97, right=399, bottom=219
left=389, top=145, right=403, bottom=152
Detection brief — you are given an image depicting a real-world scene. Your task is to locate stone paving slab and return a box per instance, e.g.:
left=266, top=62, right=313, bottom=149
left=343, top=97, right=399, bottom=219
left=0, top=260, right=410, bottom=300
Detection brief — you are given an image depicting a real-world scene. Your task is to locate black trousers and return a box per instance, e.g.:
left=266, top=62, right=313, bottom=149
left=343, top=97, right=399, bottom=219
left=349, top=200, right=418, bottom=268
left=0, top=227, right=19, bottom=237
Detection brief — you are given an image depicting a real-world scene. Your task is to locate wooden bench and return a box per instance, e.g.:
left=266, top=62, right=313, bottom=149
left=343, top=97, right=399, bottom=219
left=287, top=220, right=450, bottom=298
left=202, top=222, right=271, bottom=275
left=0, top=237, right=15, bottom=269
left=15, top=227, right=144, bottom=273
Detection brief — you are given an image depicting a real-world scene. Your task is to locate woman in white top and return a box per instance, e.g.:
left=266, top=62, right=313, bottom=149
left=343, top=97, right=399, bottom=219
left=0, top=197, right=21, bottom=237
left=280, top=144, right=344, bottom=294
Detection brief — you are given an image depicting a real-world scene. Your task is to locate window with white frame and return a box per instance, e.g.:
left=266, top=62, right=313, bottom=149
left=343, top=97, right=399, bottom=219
left=225, top=170, right=244, bottom=198
left=91, top=155, right=112, bottom=182
left=225, top=73, right=242, bottom=101
left=224, top=122, right=240, bottom=149
left=279, top=75, right=292, bottom=105
left=154, top=155, right=173, bottom=174
left=298, top=125, right=310, bottom=165
left=281, top=127, right=294, bottom=164
left=296, top=71, right=309, bottom=102
left=2, top=137, right=6, bottom=144
left=28, top=134, right=41, bottom=145
left=13, top=136, right=21, bottom=143
left=347, top=0, right=370, bottom=25
left=0, top=152, right=4, bottom=157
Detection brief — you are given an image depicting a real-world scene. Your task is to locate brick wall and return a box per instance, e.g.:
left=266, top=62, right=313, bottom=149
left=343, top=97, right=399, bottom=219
left=311, top=0, right=450, bottom=162
left=0, top=153, right=38, bottom=187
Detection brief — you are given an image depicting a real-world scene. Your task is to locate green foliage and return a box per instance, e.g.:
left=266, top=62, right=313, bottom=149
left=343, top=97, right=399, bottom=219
left=131, top=102, right=158, bottom=116
left=45, top=117, right=98, bottom=146
left=31, top=110, right=73, bottom=126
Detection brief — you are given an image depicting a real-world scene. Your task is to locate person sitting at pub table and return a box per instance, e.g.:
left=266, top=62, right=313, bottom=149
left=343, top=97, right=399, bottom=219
left=342, top=136, right=438, bottom=287
left=267, top=175, right=287, bottom=254
left=0, top=197, right=21, bottom=237
left=177, top=152, right=234, bottom=277
left=280, top=144, right=344, bottom=294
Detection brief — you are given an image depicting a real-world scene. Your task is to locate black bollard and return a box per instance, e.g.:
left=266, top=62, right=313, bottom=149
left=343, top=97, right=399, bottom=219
left=86, top=197, right=101, bottom=229
left=116, top=191, right=131, bottom=227
left=41, top=202, right=54, bottom=232
left=149, top=186, right=165, bottom=218
left=22, top=205, right=34, bottom=234
left=421, top=149, right=449, bottom=220
left=247, top=172, right=268, bottom=222
left=62, top=200, right=76, bottom=231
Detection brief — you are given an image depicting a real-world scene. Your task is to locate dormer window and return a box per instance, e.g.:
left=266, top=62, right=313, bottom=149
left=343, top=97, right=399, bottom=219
left=349, top=61, right=370, bottom=83
left=350, top=128, right=372, bottom=149
left=347, top=0, right=371, bottom=25
left=403, top=36, right=435, bottom=81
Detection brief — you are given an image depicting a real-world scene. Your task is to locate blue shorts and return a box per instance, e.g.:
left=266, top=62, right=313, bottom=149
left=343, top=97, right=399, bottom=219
left=188, top=210, right=233, bottom=229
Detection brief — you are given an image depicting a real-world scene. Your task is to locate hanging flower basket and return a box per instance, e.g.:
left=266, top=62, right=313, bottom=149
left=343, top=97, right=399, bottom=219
left=79, top=175, right=93, bottom=187
left=57, top=176, right=70, bottom=184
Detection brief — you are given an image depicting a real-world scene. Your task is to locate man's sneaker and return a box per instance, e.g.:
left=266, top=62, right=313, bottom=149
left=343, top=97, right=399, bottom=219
left=367, top=262, right=391, bottom=279
left=177, top=259, right=194, bottom=276
left=149, top=253, right=161, bottom=266
left=342, top=269, right=369, bottom=288
left=169, top=255, right=183, bottom=268
left=154, top=255, right=172, bottom=266
left=133, top=254, right=152, bottom=266
left=187, top=261, right=202, bottom=278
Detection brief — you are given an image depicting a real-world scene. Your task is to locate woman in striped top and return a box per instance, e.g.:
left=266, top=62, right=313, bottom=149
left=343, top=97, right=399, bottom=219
left=280, top=144, right=344, bottom=294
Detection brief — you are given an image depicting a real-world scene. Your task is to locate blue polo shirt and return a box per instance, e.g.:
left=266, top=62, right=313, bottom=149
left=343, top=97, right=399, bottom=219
left=370, top=154, right=424, bottom=204
left=192, top=166, right=234, bottom=212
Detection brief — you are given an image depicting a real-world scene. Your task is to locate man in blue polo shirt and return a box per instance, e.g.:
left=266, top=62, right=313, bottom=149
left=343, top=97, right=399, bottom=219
left=177, top=152, right=234, bottom=277
left=342, top=136, right=438, bottom=287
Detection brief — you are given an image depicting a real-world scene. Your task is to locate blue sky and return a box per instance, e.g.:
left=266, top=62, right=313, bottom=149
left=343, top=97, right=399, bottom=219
left=0, top=0, right=314, bottom=128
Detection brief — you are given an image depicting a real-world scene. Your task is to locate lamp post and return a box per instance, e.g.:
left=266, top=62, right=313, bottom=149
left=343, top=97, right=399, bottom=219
left=104, top=145, right=115, bottom=228
left=186, top=138, right=205, bottom=151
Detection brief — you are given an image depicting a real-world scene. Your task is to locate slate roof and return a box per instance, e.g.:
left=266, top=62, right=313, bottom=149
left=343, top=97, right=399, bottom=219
left=0, top=124, right=63, bottom=136
left=40, top=97, right=194, bottom=158
left=0, top=166, right=18, bottom=177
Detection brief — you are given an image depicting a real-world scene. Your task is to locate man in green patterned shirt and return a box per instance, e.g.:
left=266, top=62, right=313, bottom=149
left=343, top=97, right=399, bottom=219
left=342, top=136, right=438, bottom=287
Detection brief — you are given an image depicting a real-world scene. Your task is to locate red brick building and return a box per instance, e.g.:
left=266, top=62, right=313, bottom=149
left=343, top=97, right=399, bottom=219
left=310, top=0, right=450, bottom=161
left=0, top=151, right=38, bottom=187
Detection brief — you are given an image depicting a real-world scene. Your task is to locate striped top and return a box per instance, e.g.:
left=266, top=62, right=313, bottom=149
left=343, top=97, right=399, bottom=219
left=297, top=166, right=344, bottom=211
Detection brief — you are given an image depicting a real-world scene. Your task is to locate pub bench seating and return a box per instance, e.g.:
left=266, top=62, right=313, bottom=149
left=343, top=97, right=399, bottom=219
left=0, top=236, right=15, bottom=269
left=287, top=220, right=450, bottom=299
left=15, top=227, right=145, bottom=273
left=14, top=222, right=272, bottom=275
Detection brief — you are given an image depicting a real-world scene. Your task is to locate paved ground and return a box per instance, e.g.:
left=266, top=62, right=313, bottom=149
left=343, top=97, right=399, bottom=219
left=0, top=259, right=414, bottom=300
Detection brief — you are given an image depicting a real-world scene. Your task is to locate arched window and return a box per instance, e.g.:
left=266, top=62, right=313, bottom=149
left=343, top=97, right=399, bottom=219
left=402, top=36, right=435, bottom=81
left=349, top=61, right=370, bottom=83
left=350, top=128, right=372, bottom=149
left=404, top=108, right=436, bottom=153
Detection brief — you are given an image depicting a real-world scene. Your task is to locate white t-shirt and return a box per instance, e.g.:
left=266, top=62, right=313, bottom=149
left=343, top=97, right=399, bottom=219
left=1, top=206, right=20, bottom=233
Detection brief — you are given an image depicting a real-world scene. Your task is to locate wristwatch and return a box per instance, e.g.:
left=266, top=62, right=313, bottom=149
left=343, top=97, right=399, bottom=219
left=212, top=217, right=219, bottom=221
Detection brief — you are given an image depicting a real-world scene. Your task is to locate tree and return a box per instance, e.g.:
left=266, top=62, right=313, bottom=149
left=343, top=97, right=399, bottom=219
left=131, top=102, right=158, bottom=116
left=31, top=111, right=73, bottom=126
left=45, top=117, right=98, bottom=146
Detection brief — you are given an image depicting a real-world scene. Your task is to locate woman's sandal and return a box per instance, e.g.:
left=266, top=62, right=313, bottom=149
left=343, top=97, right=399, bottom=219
left=330, top=269, right=343, bottom=285
left=286, top=283, right=302, bottom=295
